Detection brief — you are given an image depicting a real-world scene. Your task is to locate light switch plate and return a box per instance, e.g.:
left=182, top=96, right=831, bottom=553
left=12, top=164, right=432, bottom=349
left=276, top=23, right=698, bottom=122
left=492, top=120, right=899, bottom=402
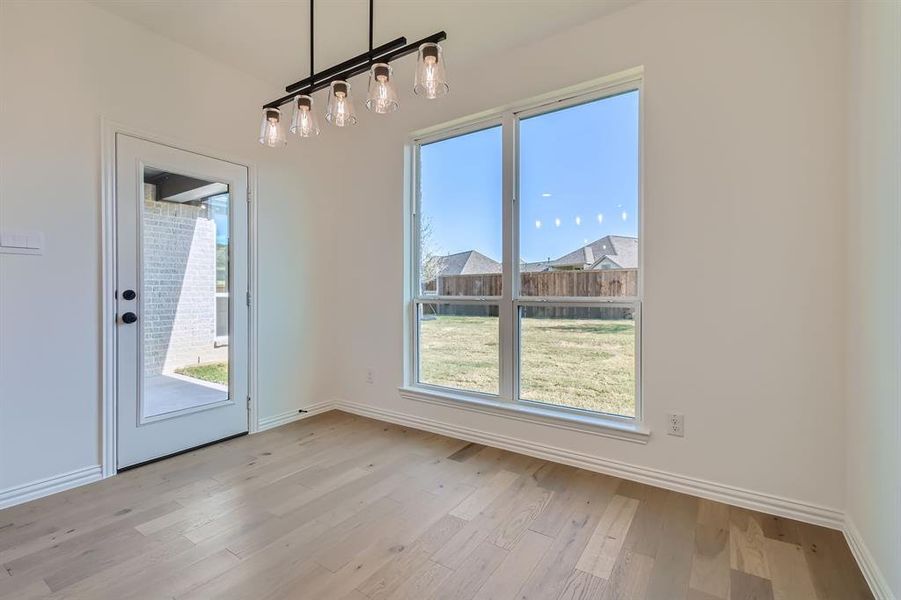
left=0, top=230, right=43, bottom=255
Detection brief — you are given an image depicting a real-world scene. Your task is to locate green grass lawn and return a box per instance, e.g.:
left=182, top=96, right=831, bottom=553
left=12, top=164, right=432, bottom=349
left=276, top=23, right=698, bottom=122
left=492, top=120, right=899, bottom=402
left=175, top=362, right=228, bottom=386
left=420, top=315, right=635, bottom=417
left=172, top=316, right=635, bottom=417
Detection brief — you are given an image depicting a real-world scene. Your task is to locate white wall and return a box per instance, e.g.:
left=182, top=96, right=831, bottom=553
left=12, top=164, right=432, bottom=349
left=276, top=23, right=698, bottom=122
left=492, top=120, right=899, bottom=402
left=320, top=0, right=851, bottom=513
left=2, top=8, right=892, bottom=591
left=846, top=0, right=901, bottom=596
left=0, top=0, right=335, bottom=492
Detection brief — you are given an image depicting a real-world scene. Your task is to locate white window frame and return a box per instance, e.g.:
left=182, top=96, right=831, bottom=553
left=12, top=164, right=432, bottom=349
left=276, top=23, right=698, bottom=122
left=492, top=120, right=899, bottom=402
left=403, top=67, right=648, bottom=441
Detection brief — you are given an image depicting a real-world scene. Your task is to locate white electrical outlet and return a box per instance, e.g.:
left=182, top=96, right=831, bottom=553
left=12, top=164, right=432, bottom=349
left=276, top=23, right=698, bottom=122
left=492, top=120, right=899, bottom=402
left=366, top=368, right=374, bottom=384
left=667, top=413, right=684, bottom=437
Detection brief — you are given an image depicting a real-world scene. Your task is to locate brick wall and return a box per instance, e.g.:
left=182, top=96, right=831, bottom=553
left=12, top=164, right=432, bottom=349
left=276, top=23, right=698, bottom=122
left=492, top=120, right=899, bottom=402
left=142, top=184, right=220, bottom=376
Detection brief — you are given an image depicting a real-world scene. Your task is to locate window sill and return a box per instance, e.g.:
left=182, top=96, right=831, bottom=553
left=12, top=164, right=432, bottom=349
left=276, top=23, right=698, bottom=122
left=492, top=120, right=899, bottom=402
left=398, top=386, right=650, bottom=444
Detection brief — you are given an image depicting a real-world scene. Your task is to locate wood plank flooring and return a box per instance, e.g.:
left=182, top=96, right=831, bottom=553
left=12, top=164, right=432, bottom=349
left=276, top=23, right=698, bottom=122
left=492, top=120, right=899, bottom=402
left=0, top=411, right=872, bottom=599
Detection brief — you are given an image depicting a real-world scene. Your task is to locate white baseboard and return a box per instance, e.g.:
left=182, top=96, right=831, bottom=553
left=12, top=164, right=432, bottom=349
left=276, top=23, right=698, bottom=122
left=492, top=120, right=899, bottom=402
left=342, top=397, right=889, bottom=599
left=333, top=399, right=845, bottom=530
left=844, top=518, right=896, bottom=600
left=0, top=402, right=329, bottom=511
left=257, top=401, right=333, bottom=432
left=0, top=401, right=887, bottom=600
left=337, top=398, right=899, bottom=599
left=0, top=465, right=102, bottom=510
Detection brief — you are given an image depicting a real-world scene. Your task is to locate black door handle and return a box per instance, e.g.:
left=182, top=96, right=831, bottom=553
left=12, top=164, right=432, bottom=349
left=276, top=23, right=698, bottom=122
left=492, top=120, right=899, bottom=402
left=121, top=312, right=138, bottom=324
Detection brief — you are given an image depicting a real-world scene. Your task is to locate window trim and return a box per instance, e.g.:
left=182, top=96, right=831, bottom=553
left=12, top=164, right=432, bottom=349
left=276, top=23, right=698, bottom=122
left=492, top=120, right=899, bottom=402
left=405, top=67, right=645, bottom=436
left=398, top=384, right=650, bottom=444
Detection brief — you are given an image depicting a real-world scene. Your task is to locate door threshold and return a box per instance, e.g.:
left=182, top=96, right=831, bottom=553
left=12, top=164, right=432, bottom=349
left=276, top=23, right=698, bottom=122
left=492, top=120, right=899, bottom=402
left=117, top=431, right=248, bottom=473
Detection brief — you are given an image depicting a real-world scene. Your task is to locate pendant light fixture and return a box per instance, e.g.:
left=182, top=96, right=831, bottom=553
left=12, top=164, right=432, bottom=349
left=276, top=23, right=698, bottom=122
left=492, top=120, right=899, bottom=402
left=290, top=94, right=320, bottom=137
left=414, top=42, right=449, bottom=99
left=258, top=0, right=448, bottom=145
left=326, top=81, right=357, bottom=127
left=258, top=108, right=286, bottom=147
left=366, top=63, right=399, bottom=114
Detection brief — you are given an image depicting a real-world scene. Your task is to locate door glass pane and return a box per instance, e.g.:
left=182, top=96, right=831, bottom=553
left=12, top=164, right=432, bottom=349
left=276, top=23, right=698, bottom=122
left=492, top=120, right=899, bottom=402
left=518, top=90, right=640, bottom=297
left=418, top=126, right=502, bottom=296
left=519, top=304, right=636, bottom=417
left=142, top=167, right=230, bottom=418
left=417, top=302, right=499, bottom=395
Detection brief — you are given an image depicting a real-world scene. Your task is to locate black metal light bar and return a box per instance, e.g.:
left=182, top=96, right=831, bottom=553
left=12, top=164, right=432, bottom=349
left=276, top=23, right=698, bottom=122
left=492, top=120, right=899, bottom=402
left=263, top=30, right=446, bottom=109
left=302, top=31, right=446, bottom=95
left=283, top=36, right=407, bottom=95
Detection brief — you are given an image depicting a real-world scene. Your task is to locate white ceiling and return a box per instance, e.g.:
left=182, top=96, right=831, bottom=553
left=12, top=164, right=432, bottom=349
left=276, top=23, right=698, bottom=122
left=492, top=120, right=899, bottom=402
left=90, top=0, right=635, bottom=88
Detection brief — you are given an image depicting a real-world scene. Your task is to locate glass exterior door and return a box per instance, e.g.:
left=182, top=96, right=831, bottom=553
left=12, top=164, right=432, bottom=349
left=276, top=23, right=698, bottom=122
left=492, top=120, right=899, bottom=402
left=116, top=134, right=248, bottom=468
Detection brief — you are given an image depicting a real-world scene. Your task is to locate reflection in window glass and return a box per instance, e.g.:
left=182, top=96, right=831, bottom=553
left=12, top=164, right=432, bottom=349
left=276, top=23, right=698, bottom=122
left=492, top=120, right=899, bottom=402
left=418, top=303, right=499, bottom=395
left=519, top=91, right=639, bottom=297
left=418, top=126, right=503, bottom=296
left=519, top=305, right=635, bottom=417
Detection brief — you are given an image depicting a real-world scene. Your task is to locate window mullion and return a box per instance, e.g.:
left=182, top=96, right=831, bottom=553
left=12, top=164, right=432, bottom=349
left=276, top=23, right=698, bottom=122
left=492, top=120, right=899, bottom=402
left=406, top=143, right=420, bottom=388
left=499, top=111, right=517, bottom=402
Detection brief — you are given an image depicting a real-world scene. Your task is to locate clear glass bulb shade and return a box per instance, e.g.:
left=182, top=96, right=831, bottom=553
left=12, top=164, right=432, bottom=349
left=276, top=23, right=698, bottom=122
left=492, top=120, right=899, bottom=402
left=258, top=108, right=286, bottom=147
left=290, top=95, right=320, bottom=137
left=326, top=80, right=357, bottom=127
left=365, top=63, right=399, bottom=114
left=413, top=42, right=449, bottom=99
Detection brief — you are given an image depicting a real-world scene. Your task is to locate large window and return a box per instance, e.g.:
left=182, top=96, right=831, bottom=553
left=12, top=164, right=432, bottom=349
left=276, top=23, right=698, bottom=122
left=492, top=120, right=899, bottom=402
left=411, top=76, right=641, bottom=422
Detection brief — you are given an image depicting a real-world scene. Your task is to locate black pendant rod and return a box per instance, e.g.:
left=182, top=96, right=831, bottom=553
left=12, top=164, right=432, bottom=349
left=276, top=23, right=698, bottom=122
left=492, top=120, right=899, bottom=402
left=369, top=0, right=374, bottom=53
left=309, top=0, right=314, bottom=86
left=264, top=31, right=445, bottom=109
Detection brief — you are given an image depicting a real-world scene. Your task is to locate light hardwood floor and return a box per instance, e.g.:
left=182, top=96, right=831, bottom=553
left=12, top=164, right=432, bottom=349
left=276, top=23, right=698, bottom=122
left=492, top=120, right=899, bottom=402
left=0, top=411, right=872, bottom=599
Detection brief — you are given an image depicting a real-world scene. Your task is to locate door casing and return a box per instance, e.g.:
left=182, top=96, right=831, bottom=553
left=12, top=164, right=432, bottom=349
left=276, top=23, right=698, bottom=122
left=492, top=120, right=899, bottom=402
left=100, top=119, right=259, bottom=478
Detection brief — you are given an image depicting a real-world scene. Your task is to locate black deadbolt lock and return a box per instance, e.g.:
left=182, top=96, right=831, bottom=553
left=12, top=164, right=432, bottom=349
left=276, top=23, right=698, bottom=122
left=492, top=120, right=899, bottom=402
left=121, top=312, right=138, bottom=324
left=122, top=289, right=136, bottom=301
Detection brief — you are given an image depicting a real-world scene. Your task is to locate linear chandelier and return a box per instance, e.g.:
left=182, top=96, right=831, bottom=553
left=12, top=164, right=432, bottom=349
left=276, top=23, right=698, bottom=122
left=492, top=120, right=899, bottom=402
left=258, top=0, right=449, bottom=146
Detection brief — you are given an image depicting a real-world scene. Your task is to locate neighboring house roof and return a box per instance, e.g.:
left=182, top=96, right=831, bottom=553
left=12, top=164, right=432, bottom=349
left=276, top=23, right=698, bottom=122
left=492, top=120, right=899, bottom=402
left=592, top=256, right=625, bottom=269
left=551, top=235, right=638, bottom=270
left=520, top=236, right=637, bottom=272
left=426, top=250, right=501, bottom=278
left=520, top=260, right=553, bottom=273
left=436, top=237, right=638, bottom=276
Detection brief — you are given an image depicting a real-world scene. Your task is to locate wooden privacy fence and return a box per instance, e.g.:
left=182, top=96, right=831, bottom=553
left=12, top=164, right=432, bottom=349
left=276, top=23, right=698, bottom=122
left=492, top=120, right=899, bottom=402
left=423, top=269, right=638, bottom=319
left=432, top=268, right=637, bottom=297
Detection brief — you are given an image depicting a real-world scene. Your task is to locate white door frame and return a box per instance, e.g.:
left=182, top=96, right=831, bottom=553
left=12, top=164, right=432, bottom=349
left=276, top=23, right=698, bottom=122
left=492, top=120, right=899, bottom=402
left=100, top=119, right=259, bottom=478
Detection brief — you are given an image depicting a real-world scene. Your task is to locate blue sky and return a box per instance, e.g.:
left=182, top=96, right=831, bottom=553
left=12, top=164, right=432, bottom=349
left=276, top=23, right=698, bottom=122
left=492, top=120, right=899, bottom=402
left=420, top=90, right=639, bottom=264
left=210, top=194, right=230, bottom=245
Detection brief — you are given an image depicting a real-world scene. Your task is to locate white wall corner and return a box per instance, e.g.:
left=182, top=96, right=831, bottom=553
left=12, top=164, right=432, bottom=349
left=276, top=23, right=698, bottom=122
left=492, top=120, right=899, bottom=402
left=844, top=517, right=897, bottom=600
left=0, top=465, right=102, bottom=510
